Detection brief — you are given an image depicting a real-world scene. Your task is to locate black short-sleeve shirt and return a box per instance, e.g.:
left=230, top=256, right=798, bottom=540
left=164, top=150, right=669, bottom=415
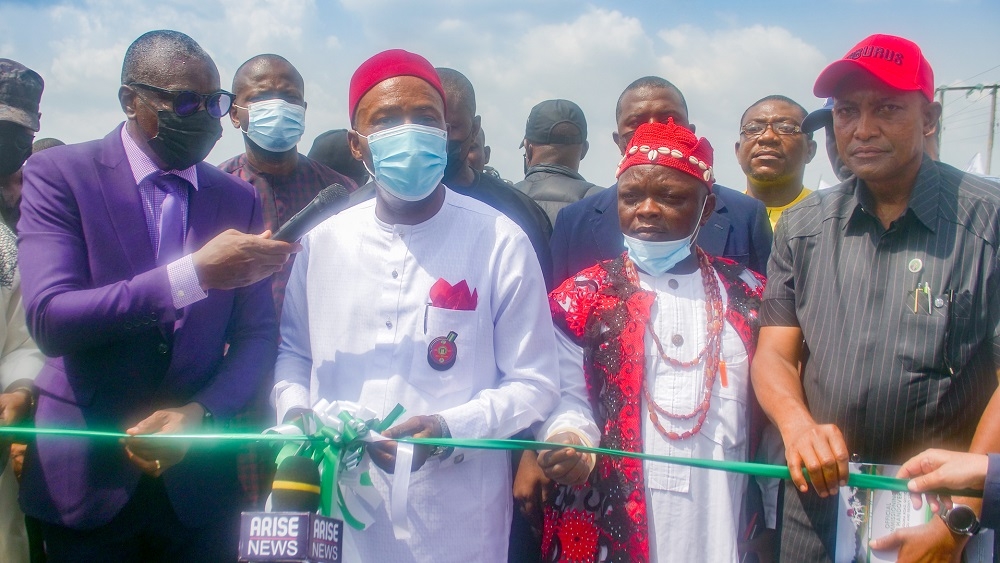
left=762, top=158, right=1000, bottom=463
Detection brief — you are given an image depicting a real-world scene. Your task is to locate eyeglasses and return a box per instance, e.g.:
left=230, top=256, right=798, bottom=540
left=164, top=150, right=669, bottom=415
left=740, top=121, right=803, bottom=138
left=128, top=82, right=234, bottom=118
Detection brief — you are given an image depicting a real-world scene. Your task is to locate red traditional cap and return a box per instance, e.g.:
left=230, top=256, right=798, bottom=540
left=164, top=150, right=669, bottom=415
left=348, top=49, right=447, bottom=123
left=814, top=34, right=934, bottom=101
left=616, top=119, right=715, bottom=188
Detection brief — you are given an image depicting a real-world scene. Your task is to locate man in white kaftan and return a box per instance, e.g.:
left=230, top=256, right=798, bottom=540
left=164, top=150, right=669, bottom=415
left=273, top=49, right=559, bottom=563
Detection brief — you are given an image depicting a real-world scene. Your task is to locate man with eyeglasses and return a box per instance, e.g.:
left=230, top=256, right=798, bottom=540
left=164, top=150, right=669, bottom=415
left=17, top=30, right=297, bottom=562
left=752, top=34, right=1000, bottom=562
left=736, top=96, right=817, bottom=230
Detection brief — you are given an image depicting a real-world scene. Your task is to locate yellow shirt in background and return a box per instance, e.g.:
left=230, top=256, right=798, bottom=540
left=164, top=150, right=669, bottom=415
left=765, top=187, right=812, bottom=230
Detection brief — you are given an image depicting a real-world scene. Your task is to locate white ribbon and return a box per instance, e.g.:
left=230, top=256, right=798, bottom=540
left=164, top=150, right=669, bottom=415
left=390, top=443, right=414, bottom=540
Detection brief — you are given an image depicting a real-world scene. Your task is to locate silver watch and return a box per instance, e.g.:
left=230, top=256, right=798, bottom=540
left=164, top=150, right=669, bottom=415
left=940, top=504, right=981, bottom=536
left=428, top=414, right=454, bottom=459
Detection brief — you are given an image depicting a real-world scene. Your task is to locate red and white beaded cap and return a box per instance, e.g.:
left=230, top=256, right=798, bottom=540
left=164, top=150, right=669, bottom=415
left=615, top=118, right=715, bottom=187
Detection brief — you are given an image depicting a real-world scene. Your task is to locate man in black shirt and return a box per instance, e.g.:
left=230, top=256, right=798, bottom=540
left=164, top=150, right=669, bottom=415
left=752, top=33, right=1000, bottom=562
left=514, top=99, right=597, bottom=225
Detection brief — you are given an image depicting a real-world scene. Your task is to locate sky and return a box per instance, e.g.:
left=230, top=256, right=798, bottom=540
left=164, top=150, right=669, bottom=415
left=1, top=0, right=998, bottom=191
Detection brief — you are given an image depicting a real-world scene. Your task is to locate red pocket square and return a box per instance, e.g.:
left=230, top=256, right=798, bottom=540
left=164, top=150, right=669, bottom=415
left=429, top=278, right=478, bottom=310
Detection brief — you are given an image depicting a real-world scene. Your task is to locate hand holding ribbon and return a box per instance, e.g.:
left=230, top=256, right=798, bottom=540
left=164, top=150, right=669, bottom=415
left=367, top=415, right=442, bottom=474
left=267, top=400, right=406, bottom=533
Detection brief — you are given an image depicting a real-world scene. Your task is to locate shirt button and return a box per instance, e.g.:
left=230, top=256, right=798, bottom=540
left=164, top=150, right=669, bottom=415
left=386, top=320, right=393, bottom=329
left=391, top=270, right=398, bottom=279
left=157, top=342, right=169, bottom=355
left=668, top=279, right=679, bottom=290
left=177, top=290, right=186, bottom=298
left=453, top=454, right=464, bottom=464
left=671, top=334, right=684, bottom=346
left=934, top=297, right=945, bottom=308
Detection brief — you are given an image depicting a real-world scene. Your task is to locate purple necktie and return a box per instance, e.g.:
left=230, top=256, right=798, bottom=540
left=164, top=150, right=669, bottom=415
left=154, top=174, right=187, bottom=266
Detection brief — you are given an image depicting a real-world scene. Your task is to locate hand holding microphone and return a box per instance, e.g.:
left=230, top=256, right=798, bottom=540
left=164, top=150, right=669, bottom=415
left=192, top=183, right=350, bottom=291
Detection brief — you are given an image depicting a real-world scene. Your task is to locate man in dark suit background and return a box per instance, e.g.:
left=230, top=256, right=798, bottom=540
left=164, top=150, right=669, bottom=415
left=17, top=30, right=297, bottom=562
left=549, top=76, right=773, bottom=287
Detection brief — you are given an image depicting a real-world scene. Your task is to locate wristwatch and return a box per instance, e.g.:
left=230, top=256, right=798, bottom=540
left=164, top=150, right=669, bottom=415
left=428, top=414, right=454, bottom=459
left=940, top=504, right=981, bottom=536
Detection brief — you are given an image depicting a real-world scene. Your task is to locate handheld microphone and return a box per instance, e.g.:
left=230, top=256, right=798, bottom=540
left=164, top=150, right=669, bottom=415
left=240, top=456, right=344, bottom=561
left=271, top=455, right=322, bottom=513
left=272, top=183, right=351, bottom=243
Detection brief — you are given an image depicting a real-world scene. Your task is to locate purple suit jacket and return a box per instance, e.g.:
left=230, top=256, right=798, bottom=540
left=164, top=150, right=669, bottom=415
left=17, top=125, right=278, bottom=530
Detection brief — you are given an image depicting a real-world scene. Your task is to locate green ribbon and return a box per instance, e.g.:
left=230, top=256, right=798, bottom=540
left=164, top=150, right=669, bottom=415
left=0, top=426, right=982, bottom=498
left=270, top=405, right=406, bottom=528
left=397, top=437, right=985, bottom=498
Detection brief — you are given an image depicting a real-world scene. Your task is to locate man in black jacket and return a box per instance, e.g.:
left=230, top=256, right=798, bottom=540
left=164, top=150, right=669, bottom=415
left=515, top=99, right=597, bottom=226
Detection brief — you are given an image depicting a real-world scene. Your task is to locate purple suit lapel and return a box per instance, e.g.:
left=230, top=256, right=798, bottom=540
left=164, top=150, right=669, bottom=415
left=96, top=126, right=156, bottom=276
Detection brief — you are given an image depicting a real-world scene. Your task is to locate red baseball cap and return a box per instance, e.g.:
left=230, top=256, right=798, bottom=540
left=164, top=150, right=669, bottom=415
left=348, top=49, right=446, bottom=124
left=814, top=34, right=934, bottom=101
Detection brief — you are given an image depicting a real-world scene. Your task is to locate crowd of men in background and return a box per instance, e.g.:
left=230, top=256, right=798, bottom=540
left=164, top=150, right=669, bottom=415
left=0, top=27, right=997, bottom=563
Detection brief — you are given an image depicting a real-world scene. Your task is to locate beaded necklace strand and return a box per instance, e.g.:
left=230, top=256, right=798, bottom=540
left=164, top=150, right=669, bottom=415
left=642, top=248, right=725, bottom=441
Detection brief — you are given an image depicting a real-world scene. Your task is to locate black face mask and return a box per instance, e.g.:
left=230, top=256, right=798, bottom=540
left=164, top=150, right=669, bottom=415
left=147, top=109, right=222, bottom=170
left=0, top=126, right=33, bottom=177
left=443, top=138, right=468, bottom=183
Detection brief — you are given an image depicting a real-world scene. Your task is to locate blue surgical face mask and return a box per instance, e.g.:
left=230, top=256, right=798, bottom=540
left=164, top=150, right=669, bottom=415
left=238, top=99, right=306, bottom=153
left=623, top=197, right=708, bottom=276
left=358, top=123, right=447, bottom=202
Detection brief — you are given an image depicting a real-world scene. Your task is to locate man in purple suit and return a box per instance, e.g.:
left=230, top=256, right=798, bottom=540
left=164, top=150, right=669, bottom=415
left=16, top=30, right=298, bottom=562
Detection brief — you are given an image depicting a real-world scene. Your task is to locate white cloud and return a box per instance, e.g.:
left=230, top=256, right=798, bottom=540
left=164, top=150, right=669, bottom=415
left=219, top=0, right=313, bottom=51
left=420, top=8, right=829, bottom=189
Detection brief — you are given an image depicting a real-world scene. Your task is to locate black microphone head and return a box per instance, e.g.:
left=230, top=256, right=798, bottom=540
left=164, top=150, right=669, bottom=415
left=272, top=456, right=321, bottom=512
left=314, top=183, right=350, bottom=209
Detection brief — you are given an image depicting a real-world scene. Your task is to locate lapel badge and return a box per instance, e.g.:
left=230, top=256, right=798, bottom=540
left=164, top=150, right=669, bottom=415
left=428, top=331, right=458, bottom=371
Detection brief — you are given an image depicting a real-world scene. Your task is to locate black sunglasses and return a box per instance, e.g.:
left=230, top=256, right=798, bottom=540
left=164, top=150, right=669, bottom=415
left=128, top=82, right=233, bottom=118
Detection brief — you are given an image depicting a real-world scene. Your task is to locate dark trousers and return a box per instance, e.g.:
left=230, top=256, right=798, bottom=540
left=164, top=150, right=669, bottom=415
left=779, top=487, right=837, bottom=563
left=38, top=476, right=239, bottom=563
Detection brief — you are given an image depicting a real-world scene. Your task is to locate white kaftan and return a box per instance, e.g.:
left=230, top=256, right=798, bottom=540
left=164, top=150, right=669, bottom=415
left=274, top=189, right=559, bottom=562
left=546, top=267, right=750, bottom=563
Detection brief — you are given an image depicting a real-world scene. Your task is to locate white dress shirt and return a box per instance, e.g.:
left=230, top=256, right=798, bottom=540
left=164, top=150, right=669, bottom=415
left=274, top=188, right=559, bottom=562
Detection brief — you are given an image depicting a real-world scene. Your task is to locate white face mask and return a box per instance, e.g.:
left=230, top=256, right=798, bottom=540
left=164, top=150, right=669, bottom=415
left=623, top=196, right=708, bottom=276
left=238, top=99, right=306, bottom=153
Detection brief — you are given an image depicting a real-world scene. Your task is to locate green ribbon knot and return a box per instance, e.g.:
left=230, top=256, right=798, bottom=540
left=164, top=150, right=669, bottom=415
left=271, top=402, right=406, bottom=529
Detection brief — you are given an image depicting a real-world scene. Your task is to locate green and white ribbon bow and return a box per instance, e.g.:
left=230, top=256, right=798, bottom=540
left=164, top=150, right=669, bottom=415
left=267, top=399, right=406, bottom=532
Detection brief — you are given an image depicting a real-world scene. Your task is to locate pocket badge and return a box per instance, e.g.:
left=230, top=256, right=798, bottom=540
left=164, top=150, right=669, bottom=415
left=427, top=331, right=458, bottom=371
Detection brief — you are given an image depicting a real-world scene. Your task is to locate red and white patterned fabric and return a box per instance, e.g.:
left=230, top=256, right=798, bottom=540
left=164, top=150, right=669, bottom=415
left=542, top=252, right=765, bottom=563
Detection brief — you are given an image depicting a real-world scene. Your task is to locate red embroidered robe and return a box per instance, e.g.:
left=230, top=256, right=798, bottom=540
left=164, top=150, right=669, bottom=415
left=542, top=252, right=765, bottom=563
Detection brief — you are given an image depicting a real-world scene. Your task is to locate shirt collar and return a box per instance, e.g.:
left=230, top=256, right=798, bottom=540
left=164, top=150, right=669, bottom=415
left=525, top=163, right=585, bottom=181
left=120, top=124, right=200, bottom=190
left=846, top=157, right=939, bottom=233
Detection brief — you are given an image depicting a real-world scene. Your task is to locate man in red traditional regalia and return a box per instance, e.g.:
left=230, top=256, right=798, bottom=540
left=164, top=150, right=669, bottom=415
left=536, top=119, right=765, bottom=562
